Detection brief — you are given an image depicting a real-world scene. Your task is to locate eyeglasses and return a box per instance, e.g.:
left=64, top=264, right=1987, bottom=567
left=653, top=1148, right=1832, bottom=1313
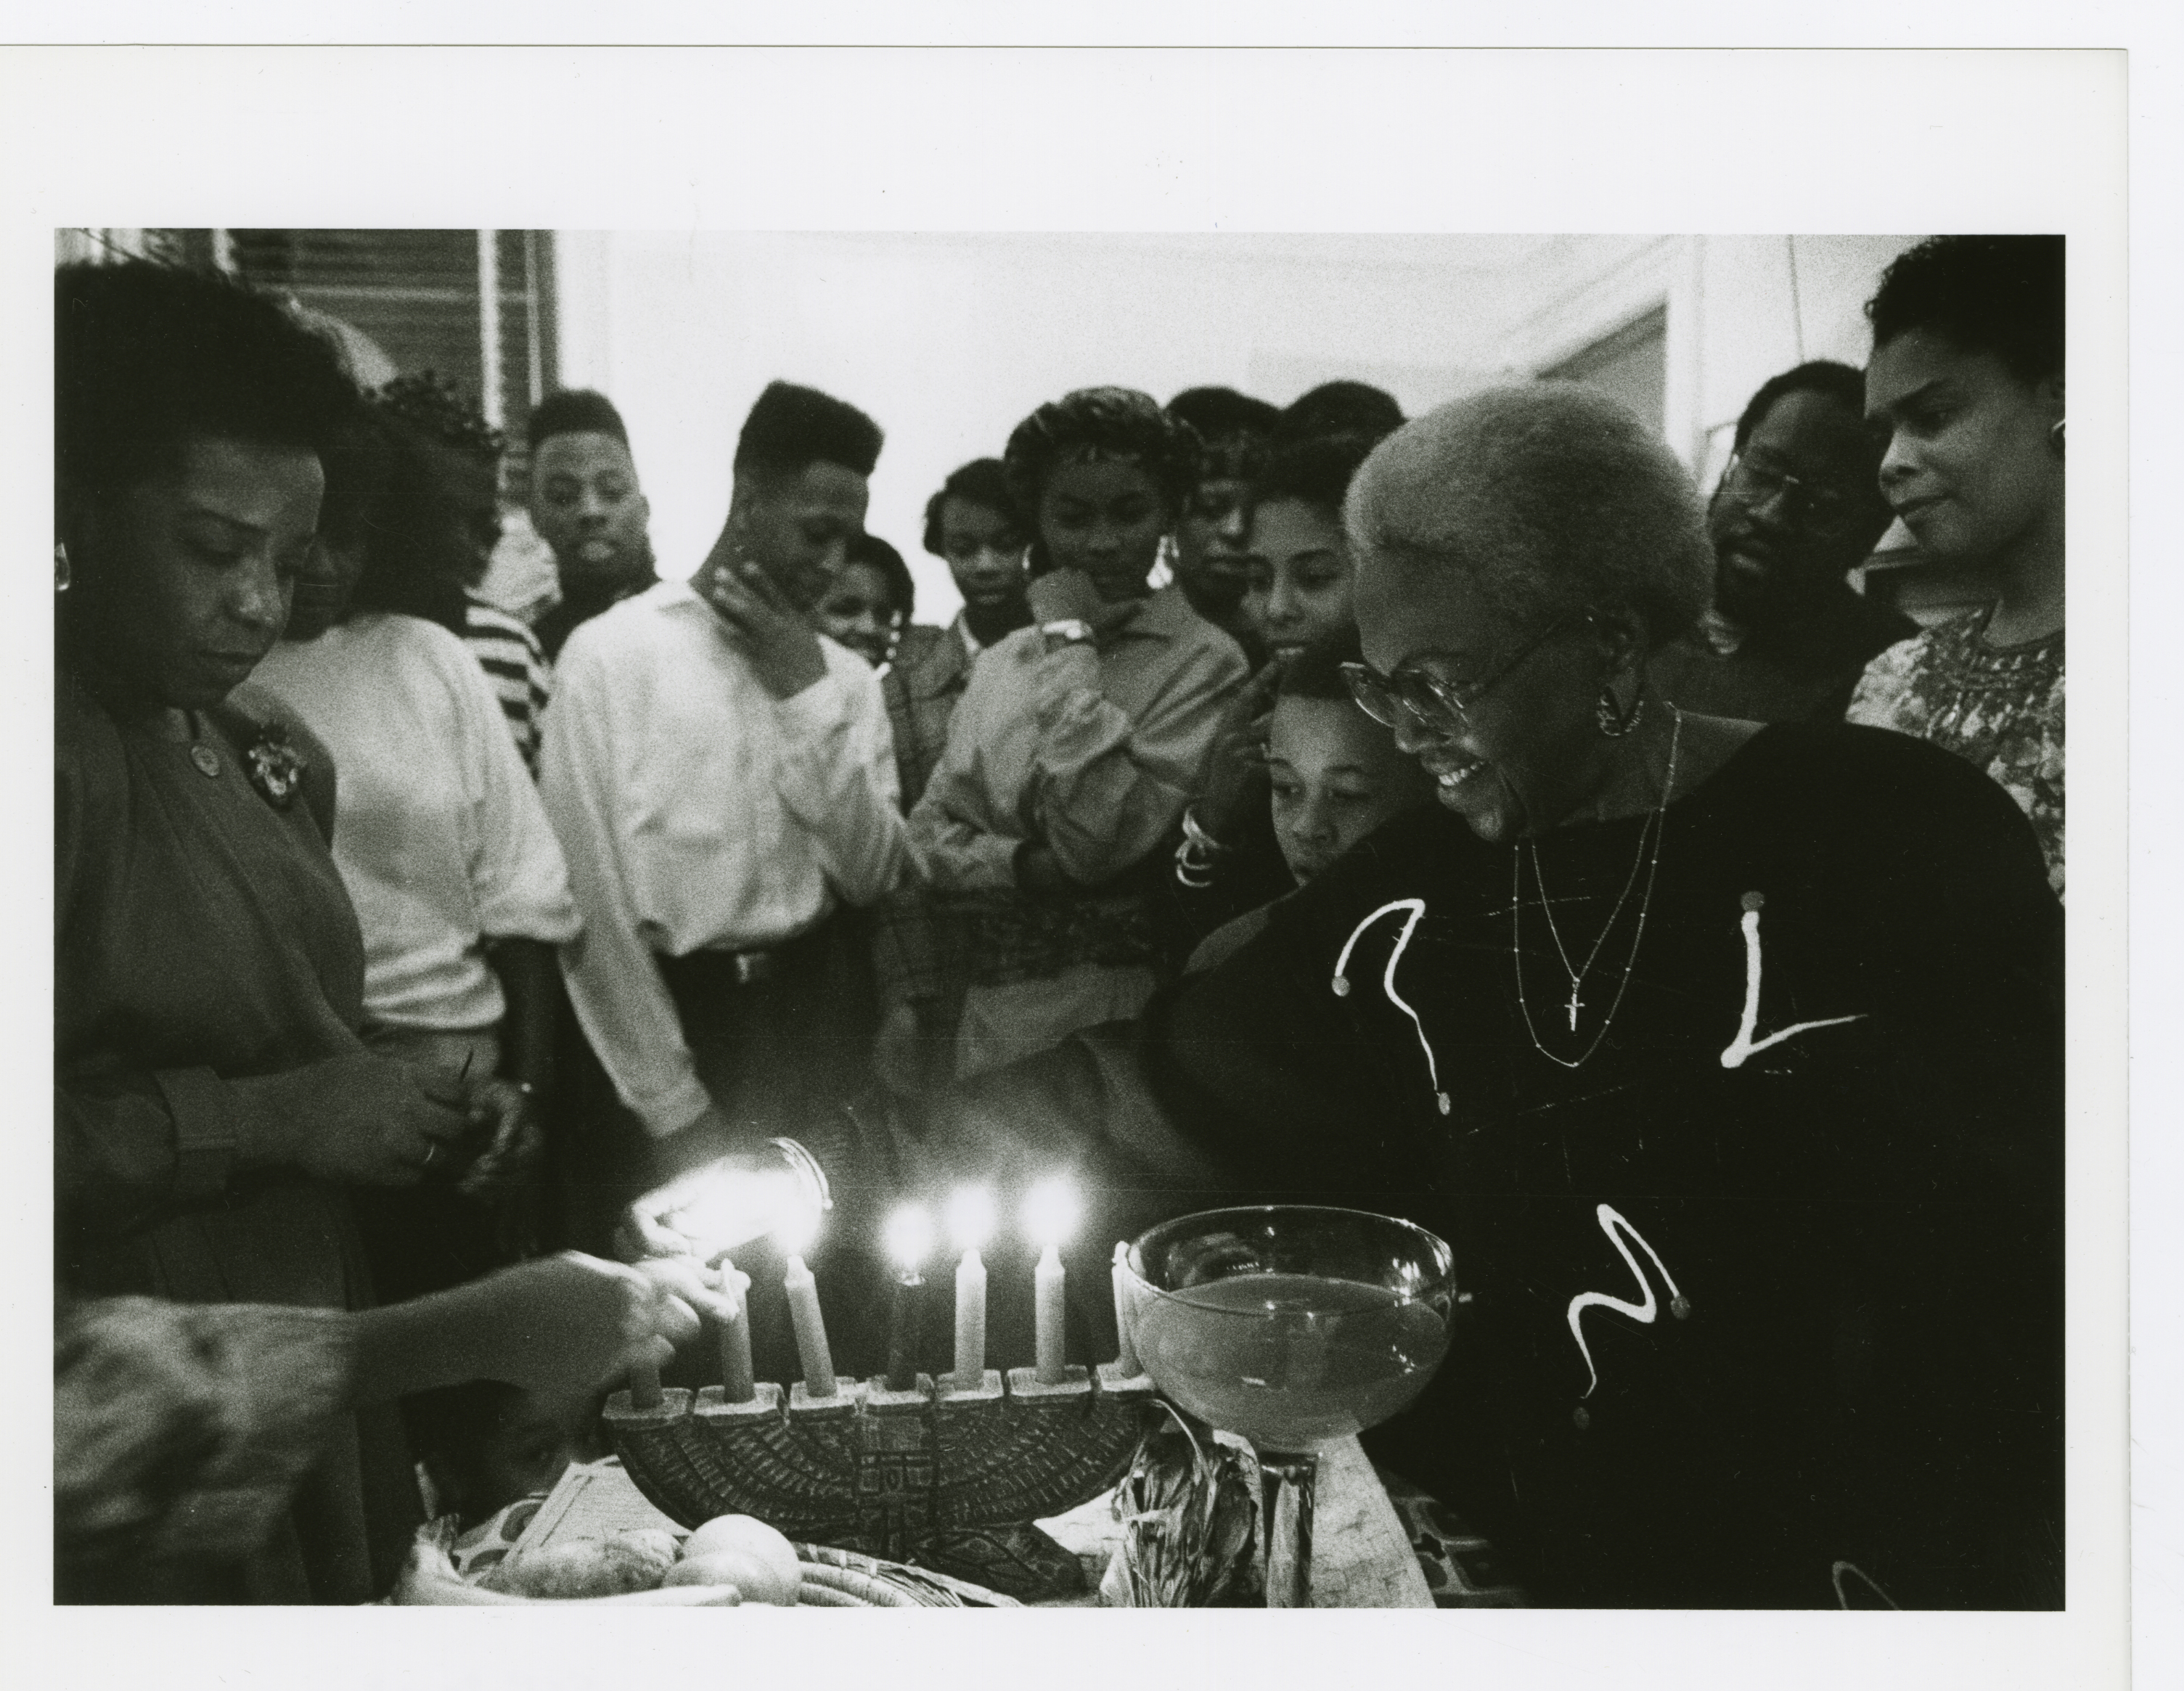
left=1341, top=615, right=1579, bottom=734
left=1718, top=454, right=1870, bottom=530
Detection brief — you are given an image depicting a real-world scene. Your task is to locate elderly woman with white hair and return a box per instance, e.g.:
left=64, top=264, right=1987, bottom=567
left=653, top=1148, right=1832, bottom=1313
left=1143, top=382, right=2063, bottom=1609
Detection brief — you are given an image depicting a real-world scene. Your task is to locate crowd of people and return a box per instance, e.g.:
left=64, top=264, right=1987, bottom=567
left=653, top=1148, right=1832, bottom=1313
left=54, top=233, right=2064, bottom=1608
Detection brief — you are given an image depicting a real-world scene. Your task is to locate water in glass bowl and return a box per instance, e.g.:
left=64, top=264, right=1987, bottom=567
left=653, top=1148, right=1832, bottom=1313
left=1130, top=1272, right=1449, bottom=1452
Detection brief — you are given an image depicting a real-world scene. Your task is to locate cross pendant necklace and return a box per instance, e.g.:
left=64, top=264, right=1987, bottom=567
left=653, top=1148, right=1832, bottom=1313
left=1566, top=984, right=1584, bottom=1031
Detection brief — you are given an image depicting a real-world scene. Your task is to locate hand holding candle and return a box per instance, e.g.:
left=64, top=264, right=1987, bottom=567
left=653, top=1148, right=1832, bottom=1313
left=1026, top=1177, right=1081, bottom=1384
left=948, top=1187, right=994, bottom=1391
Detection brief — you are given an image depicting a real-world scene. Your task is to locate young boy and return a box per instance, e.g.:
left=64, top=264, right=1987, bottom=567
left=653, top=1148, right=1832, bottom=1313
left=1187, top=634, right=1434, bottom=974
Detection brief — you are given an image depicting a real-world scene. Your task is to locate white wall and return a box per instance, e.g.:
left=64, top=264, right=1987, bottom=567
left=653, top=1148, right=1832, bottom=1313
left=552, top=232, right=1923, bottom=621
left=554, top=232, right=1533, bottom=618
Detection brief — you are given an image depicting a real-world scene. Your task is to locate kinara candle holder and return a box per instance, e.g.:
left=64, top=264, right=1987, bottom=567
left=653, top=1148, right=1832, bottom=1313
left=604, top=1356, right=1158, bottom=1601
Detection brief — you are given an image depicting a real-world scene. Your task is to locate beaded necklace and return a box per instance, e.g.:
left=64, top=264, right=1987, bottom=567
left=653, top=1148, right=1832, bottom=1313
left=1512, top=705, right=1682, bottom=1070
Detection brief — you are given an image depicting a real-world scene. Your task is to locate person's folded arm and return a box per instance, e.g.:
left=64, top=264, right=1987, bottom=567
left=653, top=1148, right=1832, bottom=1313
left=57, top=1067, right=249, bottom=1239
left=906, top=716, right=1021, bottom=894
left=1031, top=637, right=1247, bottom=887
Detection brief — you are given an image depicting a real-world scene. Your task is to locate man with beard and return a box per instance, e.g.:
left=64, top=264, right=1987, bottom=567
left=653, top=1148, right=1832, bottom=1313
left=1164, top=386, right=1280, bottom=664
left=526, top=389, right=660, bottom=660
left=1651, top=361, right=1910, bottom=724
left=538, top=385, right=905, bottom=1348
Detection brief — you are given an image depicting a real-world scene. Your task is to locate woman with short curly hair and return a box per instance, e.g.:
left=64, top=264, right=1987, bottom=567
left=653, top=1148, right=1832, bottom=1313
left=907, top=387, right=1248, bottom=1076
left=1148, top=380, right=2063, bottom=1608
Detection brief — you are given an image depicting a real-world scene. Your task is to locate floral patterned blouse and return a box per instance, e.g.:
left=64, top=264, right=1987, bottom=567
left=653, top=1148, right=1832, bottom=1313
left=56, top=1298, right=353, bottom=1580
left=1847, top=607, right=2065, bottom=896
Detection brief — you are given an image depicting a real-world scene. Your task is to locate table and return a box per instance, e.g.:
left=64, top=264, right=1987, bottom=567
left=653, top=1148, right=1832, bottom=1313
left=1034, top=1435, right=1431, bottom=1608
left=512, top=1447, right=1520, bottom=1608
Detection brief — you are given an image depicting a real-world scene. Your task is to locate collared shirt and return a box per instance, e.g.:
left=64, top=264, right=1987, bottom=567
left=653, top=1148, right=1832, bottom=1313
left=909, top=584, right=1247, bottom=893
left=538, top=579, right=907, bottom=1137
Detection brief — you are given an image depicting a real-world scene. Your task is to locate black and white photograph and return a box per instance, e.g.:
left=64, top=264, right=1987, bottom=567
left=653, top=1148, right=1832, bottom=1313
left=6, top=23, right=2155, bottom=1691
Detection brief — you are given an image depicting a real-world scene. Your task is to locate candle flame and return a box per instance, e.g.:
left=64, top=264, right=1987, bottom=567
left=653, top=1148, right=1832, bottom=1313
left=947, top=1185, right=996, bottom=1252
left=883, top=1205, right=933, bottom=1271
left=1025, top=1176, right=1081, bottom=1248
left=774, top=1203, right=822, bottom=1258
left=661, top=1161, right=798, bottom=1258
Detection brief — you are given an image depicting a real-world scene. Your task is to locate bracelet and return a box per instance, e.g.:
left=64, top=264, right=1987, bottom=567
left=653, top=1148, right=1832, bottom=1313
left=1174, top=807, right=1231, bottom=890
left=767, top=1136, right=833, bottom=1213
left=1174, top=846, right=1216, bottom=890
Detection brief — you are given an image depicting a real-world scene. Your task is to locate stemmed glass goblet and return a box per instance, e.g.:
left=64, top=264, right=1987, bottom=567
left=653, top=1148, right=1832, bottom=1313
left=1118, top=1205, right=1456, bottom=1607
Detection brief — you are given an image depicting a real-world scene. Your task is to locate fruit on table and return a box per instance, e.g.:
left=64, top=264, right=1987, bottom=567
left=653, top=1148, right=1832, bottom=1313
left=482, top=1528, right=679, bottom=1598
left=682, top=1515, right=801, bottom=1602
left=666, top=1547, right=793, bottom=1606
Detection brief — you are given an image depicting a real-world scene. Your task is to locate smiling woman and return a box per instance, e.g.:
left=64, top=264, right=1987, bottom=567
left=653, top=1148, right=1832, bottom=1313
left=1144, top=380, right=2065, bottom=1609
left=1847, top=235, right=2066, bottom=895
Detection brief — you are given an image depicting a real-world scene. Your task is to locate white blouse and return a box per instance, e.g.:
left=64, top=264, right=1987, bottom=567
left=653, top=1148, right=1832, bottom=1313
left=252, top=612, right=580, bottom=1032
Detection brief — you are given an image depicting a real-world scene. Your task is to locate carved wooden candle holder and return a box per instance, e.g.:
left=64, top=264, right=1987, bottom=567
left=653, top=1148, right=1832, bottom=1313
left=605, top=1358, right=1157, bottom=1601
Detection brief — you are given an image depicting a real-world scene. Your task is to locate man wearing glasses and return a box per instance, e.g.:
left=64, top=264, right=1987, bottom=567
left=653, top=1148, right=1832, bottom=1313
left=1651, top=361, right=1909, bottom=724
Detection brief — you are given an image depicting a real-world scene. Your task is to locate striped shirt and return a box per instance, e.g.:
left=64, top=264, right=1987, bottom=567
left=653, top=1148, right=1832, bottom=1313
left=462, top=592, right=552, bottom=776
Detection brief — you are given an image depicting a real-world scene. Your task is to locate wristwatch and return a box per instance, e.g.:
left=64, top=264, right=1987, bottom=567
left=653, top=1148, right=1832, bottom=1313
left=1040, top=618, right=1096, bottom=651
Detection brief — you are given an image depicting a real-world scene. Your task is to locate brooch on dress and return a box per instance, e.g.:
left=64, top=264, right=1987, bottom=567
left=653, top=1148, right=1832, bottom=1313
left=244, top=726, right=307, bottom=811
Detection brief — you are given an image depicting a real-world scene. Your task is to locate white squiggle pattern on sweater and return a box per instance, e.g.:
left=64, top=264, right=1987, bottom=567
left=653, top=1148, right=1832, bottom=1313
left=1566, top=1203, right=1685, bottom=1399
left=1331, top=898, right=1449, bottom=1113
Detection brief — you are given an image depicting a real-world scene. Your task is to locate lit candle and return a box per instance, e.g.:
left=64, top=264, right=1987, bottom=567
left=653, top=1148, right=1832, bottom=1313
left=715, top=1258, right=755, bottom=1403
left=1111, top=1240, right=1142, bottom=1375
left=779, top=1212, right=837, bottom=1399
left=948, top=1187, right=994, bottom=1389
left=1026, top=1179, right=1080, bottom=1384
left=883, top=1206, right=931, bottom=1392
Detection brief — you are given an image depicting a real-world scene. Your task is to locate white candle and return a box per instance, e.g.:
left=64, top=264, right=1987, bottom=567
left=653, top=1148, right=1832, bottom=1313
left=953, top=1248, right=987, bottom=1387
left=1034, top=1246, right=1066, bottom=1383
left=947, top=1187, right=994, bottom=1389
left=716, top=1259, right=755, bottom=1403
left=1112, top=1240, right=1142, bottom=1375
left=782, top=1253, right=836, bottom=1399
left=1026, top=1178, right=1079, bottom=1385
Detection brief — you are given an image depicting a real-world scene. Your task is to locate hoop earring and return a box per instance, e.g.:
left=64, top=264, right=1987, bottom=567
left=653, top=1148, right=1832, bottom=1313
left=54, top=542, right=70, bottom=594
left=2050, top=418, right=2065, bottom=458
left=1595, top=682, right=1645, bottom=739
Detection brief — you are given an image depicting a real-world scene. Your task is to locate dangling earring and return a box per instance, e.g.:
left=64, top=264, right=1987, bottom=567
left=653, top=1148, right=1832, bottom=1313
left=1595, top=681, right=1645, bottom=739
left=1154, top=531, right=1179, bottom=588
left=2049, top=418, right=2065, bottom=458
left=54, top=542, right=70, bottom=594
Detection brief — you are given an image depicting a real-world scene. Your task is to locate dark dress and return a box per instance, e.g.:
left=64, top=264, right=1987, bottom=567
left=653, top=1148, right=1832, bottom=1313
left=1144, top=722, right=2063, bottom=1608
left=56, top=681, right=419, bottom=1602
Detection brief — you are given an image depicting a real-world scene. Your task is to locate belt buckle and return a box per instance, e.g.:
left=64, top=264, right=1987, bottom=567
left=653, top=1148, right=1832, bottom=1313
left=732, top=950, right=774, bottom=986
